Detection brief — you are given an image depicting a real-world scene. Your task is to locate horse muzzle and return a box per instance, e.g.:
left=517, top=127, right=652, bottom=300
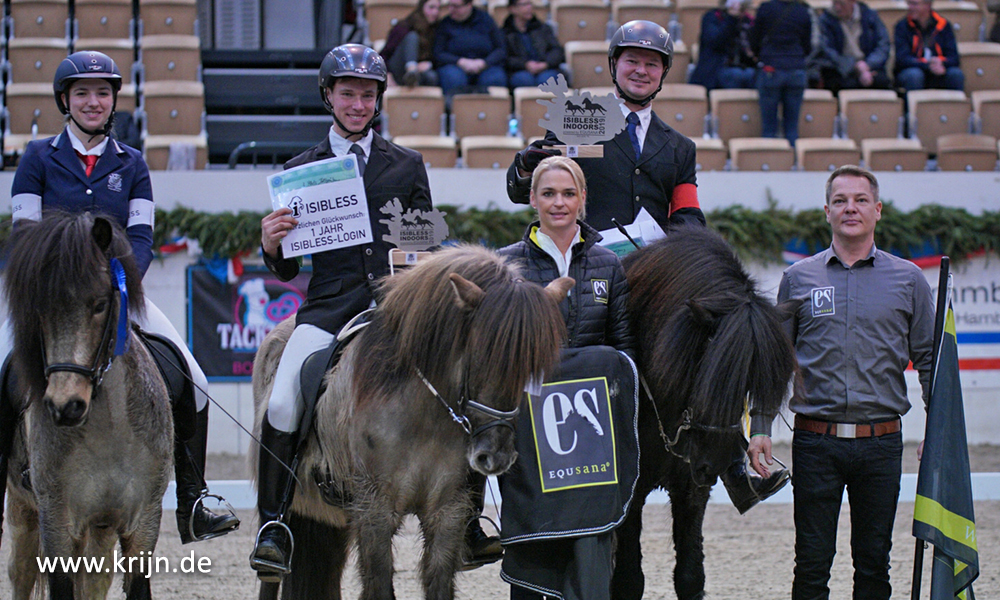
left=44, top=390, right=91, bottom=427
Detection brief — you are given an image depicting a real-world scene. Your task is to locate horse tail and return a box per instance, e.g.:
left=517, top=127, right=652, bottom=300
left=693, top=296, right=795, bottom=428
left=280, top=512, right=349, bottom=600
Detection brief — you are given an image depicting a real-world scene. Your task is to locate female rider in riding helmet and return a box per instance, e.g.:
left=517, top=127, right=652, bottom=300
left=4, top=50, right=240, bottom=546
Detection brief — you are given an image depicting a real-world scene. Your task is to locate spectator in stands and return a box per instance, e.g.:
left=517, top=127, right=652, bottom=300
left=434, top=0, right=508, bottom=96
left=893, top=0, right=964, bottom=91
left=381, top=0, right=445, bottom=87
left=689, top=0, right=758, bottom=91
left=750, top=0, right=813, bottom=146
left=502, top=0, right=565, bottom=89
left=815, top=0, right=892, bottom=94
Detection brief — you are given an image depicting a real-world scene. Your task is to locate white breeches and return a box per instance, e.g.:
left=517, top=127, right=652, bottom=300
left=265, top=323, right=335, bottom=433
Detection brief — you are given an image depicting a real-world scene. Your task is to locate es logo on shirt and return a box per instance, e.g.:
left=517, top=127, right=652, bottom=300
left=811, top=286, right=835, bottom=317
left=592, top=279, right=608, bottom=304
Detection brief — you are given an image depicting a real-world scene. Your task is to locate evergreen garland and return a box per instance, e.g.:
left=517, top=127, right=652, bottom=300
left=2, top=199, right=998, bottom=263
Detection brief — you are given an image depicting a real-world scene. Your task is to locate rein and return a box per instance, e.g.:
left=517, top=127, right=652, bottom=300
left=640, top=374, right=741, bottom=487
left=413, top=366, right=519, bottom=437
left=41, top=258, right=130, bottom=389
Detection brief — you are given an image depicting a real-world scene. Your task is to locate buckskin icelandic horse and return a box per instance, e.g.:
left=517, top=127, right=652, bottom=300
left=611, top=225, right=798, bottom=600
left=2, top=212, right=173, bottom=600
left=250, top=244, right=572, bottom=600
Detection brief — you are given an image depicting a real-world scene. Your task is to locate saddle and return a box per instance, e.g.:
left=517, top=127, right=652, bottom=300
left=137, top=329, right=197, bottom=441
left=298, top=309, right=372, bottom=507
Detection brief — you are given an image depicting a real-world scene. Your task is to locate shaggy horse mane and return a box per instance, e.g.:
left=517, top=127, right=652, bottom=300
left=352, top=244, right=566, bottom=409
left=624, top=225, right=794, bottom=428
left=2, top=211, right=145, bottom=399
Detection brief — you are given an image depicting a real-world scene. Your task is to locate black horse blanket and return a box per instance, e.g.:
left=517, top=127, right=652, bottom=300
left=499, top=346, right=640, bottom=596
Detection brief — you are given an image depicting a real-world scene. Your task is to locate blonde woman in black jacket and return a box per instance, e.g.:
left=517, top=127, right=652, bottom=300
left=496, top=156, right=634, bottom=599
left=499, top=156, right=632, bottom=354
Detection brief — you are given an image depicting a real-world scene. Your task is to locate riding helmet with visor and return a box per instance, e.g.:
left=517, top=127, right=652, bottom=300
left=53, top=50, right=123, bottom=138
left=319, top=43, right=387, bottom=137
left=607, top=20, right=673, bottom=106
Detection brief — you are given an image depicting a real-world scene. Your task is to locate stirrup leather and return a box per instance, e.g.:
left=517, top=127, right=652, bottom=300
left=250, top=520, right=295, bottom=575
left=186, top=491, right=239, bottom=542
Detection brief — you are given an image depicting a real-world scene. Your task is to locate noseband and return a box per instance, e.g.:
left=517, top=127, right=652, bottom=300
left=641, top=376, right=741, bottom=488
left=414, top=366, right=519, bottom=437
left=42, top=258, right=130, bottom=389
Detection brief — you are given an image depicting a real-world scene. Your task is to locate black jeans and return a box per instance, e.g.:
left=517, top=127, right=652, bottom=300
left=791, top=429, right=903, bottom=600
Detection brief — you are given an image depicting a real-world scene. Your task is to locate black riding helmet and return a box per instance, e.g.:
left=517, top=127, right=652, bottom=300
left=53, top=50, right=123, bottom=139
left=607, top=20, right=674, bottom=107
left=319, top=43, right=388, bottom=137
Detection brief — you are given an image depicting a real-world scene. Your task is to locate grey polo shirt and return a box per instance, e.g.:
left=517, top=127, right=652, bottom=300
left=751, top=244, right=934, bottom=436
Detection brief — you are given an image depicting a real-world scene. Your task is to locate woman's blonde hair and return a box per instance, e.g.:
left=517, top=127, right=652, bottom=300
left=530, top=155, right=588, bottom=220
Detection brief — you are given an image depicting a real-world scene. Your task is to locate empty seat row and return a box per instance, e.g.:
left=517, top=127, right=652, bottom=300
left=393, top=134, right=525, bottom=168
left=382, top=84, right=1000, bottom=157
left=1, top=34, right=200, bottom=85
left=382, top=132, right=999, bottom=170
left=690, top=134, right=999, bottom=171
left=5, top=0, right=198, bottom=41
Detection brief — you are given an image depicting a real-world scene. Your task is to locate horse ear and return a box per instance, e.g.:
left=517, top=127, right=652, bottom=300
left=544, top=277, right=574, bottom=303
left=686, top=299, right=715, bottom=329
left=92, top=217, right=113, bottom=253
left=448, top=273, right=485, bottom=310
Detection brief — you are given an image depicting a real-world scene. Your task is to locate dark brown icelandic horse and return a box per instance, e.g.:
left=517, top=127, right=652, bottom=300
left=250, top=245, right=571, bottom=600
left=2, top=212, right=173, bottom=600
left=611, top=226, right=797, bottom=600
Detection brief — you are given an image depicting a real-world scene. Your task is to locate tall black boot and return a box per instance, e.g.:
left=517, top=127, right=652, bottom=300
left=250, top=415, right=299, bottom=582
left=461, top=470, right=502, bottom=571
left=174, top=405, right=241, bottom=543
left=720, top=439, right=790, bottom=515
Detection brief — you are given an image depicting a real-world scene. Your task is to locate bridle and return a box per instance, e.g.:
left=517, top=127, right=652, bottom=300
left=641, top=375, right=742, bottom=487
left=414, top=366, right=520, bottom=438
left=41, top=257, right=130, bottom=389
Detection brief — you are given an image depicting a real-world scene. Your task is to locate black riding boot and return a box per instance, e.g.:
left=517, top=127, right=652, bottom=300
left=250, top=415, right=299, bottom=582
left=174, top=405, right=241, bottom=543
left=720, top=441, right=790, bottom=515
left=461, top=470, right=503, bottom=571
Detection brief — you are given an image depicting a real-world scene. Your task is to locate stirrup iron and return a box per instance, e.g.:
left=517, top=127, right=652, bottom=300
left=187, top=491, right=239, bottom=542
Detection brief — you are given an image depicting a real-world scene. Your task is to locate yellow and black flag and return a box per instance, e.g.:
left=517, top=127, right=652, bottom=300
left=913, top=273, right=979, bottom=600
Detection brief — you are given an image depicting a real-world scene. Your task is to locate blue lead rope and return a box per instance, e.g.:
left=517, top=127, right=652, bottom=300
left=110, top=258, right=130, bottom=356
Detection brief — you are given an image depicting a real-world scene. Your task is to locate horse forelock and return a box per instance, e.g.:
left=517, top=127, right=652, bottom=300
left=626, top=225, right=793, bottom=427
left=2, top=212, right=145, bottom=396
left=352, top=245, right=564, bottom=410
left=465, top=276, right=566, bottom=410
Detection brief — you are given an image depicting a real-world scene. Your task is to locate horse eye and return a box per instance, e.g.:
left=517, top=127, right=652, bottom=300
left=94, top=300, right=109, bottom=315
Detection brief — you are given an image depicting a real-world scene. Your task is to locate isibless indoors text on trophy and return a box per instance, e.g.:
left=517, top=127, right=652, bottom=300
left=534, top=74, right=627, bottom=158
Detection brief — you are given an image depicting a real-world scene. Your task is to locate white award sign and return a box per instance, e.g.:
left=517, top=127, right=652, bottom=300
left=267, top=155, right=372, bottom=258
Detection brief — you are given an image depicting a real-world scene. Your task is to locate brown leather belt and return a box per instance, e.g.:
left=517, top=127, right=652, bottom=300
left=794, top=415, right=901, bottom=439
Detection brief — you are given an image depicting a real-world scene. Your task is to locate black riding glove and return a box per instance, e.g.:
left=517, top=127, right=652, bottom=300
left=514, top=139, right=561, bottom=175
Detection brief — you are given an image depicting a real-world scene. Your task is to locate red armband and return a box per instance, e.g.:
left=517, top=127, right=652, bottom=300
left=669, top=183, right=699, bottom=214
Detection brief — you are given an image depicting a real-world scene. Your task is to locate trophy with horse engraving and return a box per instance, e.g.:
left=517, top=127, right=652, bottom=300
left=534, top=74, right=628, bottom=158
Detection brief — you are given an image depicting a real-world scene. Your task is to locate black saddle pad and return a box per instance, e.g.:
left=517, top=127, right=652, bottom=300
left=297, top=311, right=372, bottom=440
left=137, top=329, right=195, bottom=438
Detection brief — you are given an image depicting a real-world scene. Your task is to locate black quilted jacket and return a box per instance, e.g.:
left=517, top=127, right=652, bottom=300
left=499, top=221, right=634, bottom=358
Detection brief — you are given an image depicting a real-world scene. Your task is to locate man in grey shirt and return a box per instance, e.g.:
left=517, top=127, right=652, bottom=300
left=748, top=165, right=934, bottom=599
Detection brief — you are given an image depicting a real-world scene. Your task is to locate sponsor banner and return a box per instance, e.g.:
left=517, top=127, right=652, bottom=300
left=187, top=266, right=309, bottom=381
left=527, top=376, right=618, bottom=493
